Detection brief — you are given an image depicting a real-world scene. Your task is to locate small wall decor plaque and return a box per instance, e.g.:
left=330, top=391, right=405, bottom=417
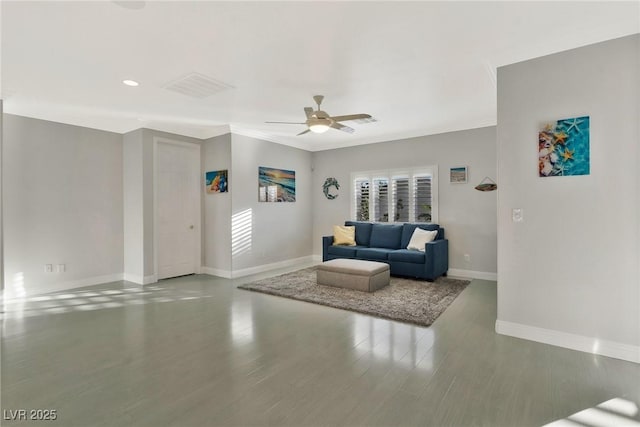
left=450, top=166, right=468, bottom=184
left=205, top=170, right=228, bottom=193
left=322, top=177, right=340, bottom=200
left=474, top=177, right=497, bottom=192
left=539, top=116, right=590, bottom=177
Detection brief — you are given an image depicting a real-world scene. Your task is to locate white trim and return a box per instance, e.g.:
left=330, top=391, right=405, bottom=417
left=447, top=268, right=497, bottom=281
left=153, top=137, right=202, bottom=281
left=1, top=273, right=125, bottom=300
left=312, top=254, right=322, bottom=263
left=495, top=320, right=640, bottom=364
left=230, top=256, right=317, bottom=278
left=200, top=266, right=232, bottom=279
left=123, top=273, right=158, bottom=285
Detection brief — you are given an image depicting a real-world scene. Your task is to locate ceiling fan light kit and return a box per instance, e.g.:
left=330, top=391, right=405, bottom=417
left=308, top=118, right=332, bottom=133
left=266, top=95, right=373, bottom=136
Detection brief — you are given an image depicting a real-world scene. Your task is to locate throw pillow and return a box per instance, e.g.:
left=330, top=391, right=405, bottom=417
left=333, top=225, right=356, bottom=246
left=407, top=228, right=438, bottom=252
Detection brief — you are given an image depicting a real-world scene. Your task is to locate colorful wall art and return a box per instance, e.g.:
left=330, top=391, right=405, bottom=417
left=258, top=166, right=296, bottom=202
left=539, top=116, right=590, bottom=177
left=205, top=170, right=228, bottom=193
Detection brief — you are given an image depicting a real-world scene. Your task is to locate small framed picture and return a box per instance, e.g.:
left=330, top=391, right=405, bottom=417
left=205, top=169, right=228, bottom=193
left=450, top=166, right=468, bottom=184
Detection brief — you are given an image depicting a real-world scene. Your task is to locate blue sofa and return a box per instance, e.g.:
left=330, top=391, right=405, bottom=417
left=322, top=221, right=448, bottom=281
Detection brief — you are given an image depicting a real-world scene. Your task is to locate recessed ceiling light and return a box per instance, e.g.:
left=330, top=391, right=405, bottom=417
left=122, top=79, right=139, bottom=87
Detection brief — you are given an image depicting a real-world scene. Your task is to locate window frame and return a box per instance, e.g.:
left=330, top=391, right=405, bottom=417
left=350, top=166, right=439, bottom=223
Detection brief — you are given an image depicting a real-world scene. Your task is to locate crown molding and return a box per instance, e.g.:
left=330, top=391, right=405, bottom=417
left=229, top=125, right=311, bottom=151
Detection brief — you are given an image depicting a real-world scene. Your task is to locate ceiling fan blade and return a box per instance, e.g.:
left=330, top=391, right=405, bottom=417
left=297, top=129, right=311, bottom=136
left=265, top=121, right=306, bottom=125
left=304, top=107, right=313, bottom=118
left=331, top=122, right=355, bottom=134
left=330, top=113, right=372, bottom=123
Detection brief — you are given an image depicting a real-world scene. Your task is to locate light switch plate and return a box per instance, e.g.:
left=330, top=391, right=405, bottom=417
left=512, top=208, right=524, bottom=222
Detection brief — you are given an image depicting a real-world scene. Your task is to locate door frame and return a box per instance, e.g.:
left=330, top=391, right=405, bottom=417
left=153, top=137, right=202, bottom=280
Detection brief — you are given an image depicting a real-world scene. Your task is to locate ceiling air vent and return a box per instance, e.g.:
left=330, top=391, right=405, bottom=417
left=163, top=72, right=234, bottom=99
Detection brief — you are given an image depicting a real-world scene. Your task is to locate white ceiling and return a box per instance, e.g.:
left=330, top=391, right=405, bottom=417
left=2, top=1, right=639, bottom=151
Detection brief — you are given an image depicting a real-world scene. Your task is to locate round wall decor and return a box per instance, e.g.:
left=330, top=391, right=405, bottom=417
left=322, top=177, right=340, bottom=200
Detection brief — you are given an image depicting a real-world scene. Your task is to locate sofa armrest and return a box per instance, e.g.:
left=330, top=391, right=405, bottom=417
left=322, top=235, right=334, bottom=262
left=425, top=239, right=449, bottom=279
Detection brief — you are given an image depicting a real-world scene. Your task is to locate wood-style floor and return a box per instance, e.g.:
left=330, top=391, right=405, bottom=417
left=2, top=266, right=639, bottom=426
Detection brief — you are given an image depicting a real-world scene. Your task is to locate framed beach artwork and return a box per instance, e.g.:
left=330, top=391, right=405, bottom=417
left=538, top=116, right=590, bottom=177
left=450, top=166, right=468, bottom=184
left=205, top=170, right=228, bottom=193
left=258, top=166, right=296, bottom=202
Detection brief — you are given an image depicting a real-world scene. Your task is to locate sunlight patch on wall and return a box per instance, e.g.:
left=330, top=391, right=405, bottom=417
left=11, top=272, right=26, bottom=298
left=231, top=208, right=252, bottom=257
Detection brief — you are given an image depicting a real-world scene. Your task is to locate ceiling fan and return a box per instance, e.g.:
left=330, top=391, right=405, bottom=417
left=266, top=95, right=374, bottom=136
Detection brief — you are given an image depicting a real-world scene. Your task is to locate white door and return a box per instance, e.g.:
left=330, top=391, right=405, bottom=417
left=156, top=140, right=199, bottom=280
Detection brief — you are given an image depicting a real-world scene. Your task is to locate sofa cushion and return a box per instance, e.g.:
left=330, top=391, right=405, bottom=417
left=356, top=248, right=395, bottom=261
left=406, top=228, right=438, bottom=251
left=388, top=249, right=426, bottom=264
left=333, top=225, right=356, bottom=246
left=401, top=223, right=442, bottom=249
left=369, top=224, right=403, bottom=249
left=327, top=245, right=365, bottom=258
left=345, top=221, right=374, bottom=247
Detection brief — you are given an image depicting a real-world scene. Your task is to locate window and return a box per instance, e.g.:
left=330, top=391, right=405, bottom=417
left=351, top=167, right=438, bottom=223
left=372, top=178, right=389, bottom=222
left=354, top=178, right=370, bottom=221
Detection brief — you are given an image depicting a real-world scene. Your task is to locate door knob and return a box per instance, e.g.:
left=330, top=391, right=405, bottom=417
left=189, top=225, right=194, bottom=229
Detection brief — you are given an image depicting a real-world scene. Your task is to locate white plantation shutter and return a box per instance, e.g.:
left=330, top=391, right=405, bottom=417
left=391, top=176, right=410, bottom=222
left=354, top=178, right=370, bottom=221
left=351, top=167, right=437, bottom=223
left=413, top=174, right=432, bottom=222
left=372, top=178, right=389, bottom=222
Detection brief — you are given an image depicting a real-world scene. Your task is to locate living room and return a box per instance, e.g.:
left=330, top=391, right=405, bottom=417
left=1, top=2, right=639, bottom=426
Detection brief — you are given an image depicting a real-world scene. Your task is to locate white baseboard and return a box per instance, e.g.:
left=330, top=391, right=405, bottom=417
left=200, top=266, right=232, bottom=279
left=230, top=256, right=317, bottom=278
left=312, top=254, right=322, bottom=263
left=448, top=268, right=497, bottom=281
left=1, top=273, right=125, bottom=300
left=496, top=319, right=640, bottom=364
left=123, top=273, right=157, bottom=285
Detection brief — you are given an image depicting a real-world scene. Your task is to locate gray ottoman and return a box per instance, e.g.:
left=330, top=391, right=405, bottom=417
left=317, top=259, right=390, bottom=292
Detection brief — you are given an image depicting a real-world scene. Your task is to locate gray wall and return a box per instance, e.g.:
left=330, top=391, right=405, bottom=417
left=3, top=114, right=124, bottom=297
left=312, top=126, right=497, bottom=276
left=496, top=35, right=639, bottom=359
left=123, top=129, right=145, bottom=280
left=231, top=134, right=313, bottom=271
left=202, top=133, right=232, bottom=273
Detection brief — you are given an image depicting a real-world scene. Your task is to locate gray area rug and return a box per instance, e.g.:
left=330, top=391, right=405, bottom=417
left=238, top=267, right=469, bottom=327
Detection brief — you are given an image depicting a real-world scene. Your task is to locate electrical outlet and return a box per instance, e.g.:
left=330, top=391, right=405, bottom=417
left=57, top=264, right=66, bottom=273
left=512, top=208, right=524, bottom=223
left=464, top=254, right=471, bottom=263
left=45, top=264, right=53, bottom=273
